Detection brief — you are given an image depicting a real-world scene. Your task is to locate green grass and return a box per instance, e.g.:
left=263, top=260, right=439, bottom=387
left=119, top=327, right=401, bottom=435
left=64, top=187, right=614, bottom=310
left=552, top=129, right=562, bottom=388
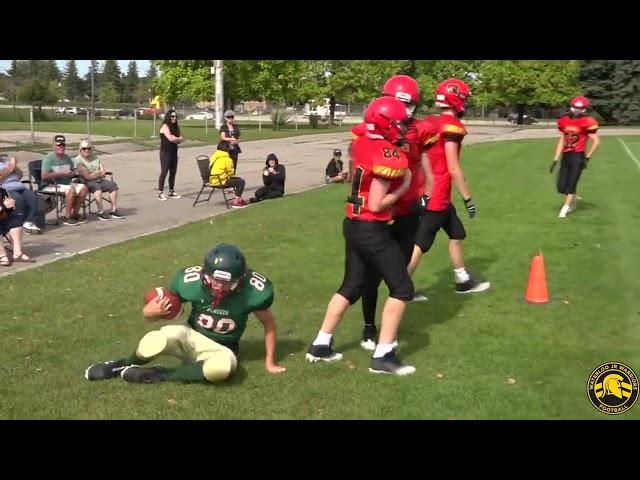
left=0, top=120, right=352, bottom=145
left=1, top=136, right=639, bottom=419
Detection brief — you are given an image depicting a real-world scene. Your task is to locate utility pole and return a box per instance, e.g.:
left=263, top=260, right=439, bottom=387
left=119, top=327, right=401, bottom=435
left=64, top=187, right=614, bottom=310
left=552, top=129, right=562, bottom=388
left=214, top=60, right=224, bottom=129
left=90, top=60, right=95, bottom=119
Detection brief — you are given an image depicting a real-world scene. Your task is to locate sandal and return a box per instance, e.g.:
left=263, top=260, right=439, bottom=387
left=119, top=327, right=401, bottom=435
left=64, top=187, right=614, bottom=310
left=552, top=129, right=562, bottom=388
left=0, top=255, right=10, bottom=266
left=12, top=253, right=35, bottom=263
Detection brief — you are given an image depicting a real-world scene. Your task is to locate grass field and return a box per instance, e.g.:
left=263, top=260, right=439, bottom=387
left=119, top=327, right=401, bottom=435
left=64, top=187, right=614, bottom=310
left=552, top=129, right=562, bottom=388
left=1, top=136, right=639, bottom=419
left=0, top=119, right=353, bottom=146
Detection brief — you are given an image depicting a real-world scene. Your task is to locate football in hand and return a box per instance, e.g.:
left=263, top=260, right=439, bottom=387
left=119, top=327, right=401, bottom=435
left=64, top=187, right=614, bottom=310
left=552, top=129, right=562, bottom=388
left=144, top=287, right=182, bottom=320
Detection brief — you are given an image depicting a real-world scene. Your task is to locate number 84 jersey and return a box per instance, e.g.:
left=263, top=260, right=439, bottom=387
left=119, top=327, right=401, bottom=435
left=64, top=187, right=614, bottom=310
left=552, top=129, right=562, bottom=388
left=170, top=266, right=274, bottom=345
left=347, top=136, right=408, bottom=223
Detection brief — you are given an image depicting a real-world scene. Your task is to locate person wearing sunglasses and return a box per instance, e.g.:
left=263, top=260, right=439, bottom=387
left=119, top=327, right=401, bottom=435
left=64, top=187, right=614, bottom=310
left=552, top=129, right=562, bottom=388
left=158, top=109, right=185, bottom=201
left=40, top=134, right=89, bottom=226
left=220, top=110, right=242, bottom=171
left=74, top=139, right=123, bottom=220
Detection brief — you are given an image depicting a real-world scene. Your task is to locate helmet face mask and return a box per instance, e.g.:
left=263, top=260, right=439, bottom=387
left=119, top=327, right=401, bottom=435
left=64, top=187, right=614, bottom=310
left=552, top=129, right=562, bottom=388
left=569, top=96, right=590, bottom=117
left=435, top=78, right=472, bottom=115
left=202, top=243, right=247, bottom=298
left=404, top=102, right=418, bottom=118
left=382, top=75, right=420, bottom=119
left=364, top=96, right=409, bottom=145
left=203, top=272, right=241, bottom=296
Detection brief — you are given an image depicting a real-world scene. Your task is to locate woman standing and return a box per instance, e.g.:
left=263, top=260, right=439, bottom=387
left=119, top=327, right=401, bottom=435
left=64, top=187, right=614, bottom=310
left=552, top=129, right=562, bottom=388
left=220, top=110, right=241, bottom=171
left=158, top=109, right=185, bottom=201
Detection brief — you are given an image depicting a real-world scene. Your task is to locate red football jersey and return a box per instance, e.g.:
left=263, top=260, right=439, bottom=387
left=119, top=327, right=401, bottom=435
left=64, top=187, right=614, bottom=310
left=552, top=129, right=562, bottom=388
left=420, top=113, right=467, bottom=212
left=557, top=115, right=598, bottom=153
left=392, top=119, right=430, bottom=216
left=347, top=136, right=408, bottom=222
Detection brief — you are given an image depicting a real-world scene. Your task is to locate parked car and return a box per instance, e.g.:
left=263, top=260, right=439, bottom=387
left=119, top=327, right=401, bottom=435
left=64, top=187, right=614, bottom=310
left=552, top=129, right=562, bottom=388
left=507, top=113, right=538, bottom=125
left=114, top=108, right=135, bottom=118
left=186, top=111, right=215, bottom=121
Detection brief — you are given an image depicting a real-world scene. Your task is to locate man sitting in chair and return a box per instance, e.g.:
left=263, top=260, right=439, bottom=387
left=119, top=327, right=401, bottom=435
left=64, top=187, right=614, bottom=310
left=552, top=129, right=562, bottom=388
left=209, top=141, right=247, bottom=209
left=74, top=139, right=123, bottom=221
left=40, top=135, right=89, bottom=226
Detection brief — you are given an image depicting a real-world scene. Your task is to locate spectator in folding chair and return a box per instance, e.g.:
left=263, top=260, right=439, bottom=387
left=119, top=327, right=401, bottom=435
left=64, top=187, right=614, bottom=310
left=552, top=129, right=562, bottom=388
left=0, top=186, right=35, bottom=266
left=40, top=135, right=89, bottom=226
left=73, top=139, right=123, bottom=221
left=209, top=141, right=248, bottom=209
left=0, top=155, right=41, bottom=234
left=249, top=153, right=286, bottom=204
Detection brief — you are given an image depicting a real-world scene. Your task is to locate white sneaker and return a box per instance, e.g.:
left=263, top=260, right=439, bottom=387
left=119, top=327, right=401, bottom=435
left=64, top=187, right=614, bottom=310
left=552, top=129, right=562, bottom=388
left=409, top=293, right=429, bottom=302
left=168, top=192, right=182, bottom=199
left=558, top=205, right=569, bottom=218
left=23, top=222, right=42, bottom=234
left=158, top=193, right=168, bottom=201
left=360, top=338, right=376, bottom=351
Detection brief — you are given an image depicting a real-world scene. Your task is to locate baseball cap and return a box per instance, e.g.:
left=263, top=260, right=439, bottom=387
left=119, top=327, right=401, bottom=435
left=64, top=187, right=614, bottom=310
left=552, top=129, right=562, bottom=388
left=54, top=134, right=66, bottom=145
left=224, top=110, right=235, bottom=117
left=79, top=139, right=93, bottom=150
left=333, top=148, right=342, bottom=155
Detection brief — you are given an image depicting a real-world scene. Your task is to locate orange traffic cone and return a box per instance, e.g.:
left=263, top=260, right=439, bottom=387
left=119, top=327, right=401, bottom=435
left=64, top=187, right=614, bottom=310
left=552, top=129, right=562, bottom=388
left=525, top=252, right=549, bottom=304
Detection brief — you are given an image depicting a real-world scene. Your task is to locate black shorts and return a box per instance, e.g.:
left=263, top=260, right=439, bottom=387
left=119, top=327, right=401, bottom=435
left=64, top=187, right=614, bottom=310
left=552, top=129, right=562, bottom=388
left=337, top=218, right=414, bottom=303
left=557, top=151, right=586, bottom=195
left=389, top=213, right=420, bottom=263
left=414, top=204, right=466, bottom=253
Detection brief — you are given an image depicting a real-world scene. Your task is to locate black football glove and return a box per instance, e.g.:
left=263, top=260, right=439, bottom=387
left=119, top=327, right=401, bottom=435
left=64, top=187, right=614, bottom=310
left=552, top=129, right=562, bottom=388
left=464, top=197, right=476, bottom=219
left=582, top=156, right=589, bottom=169
left=413, top=194, right=430, bottom=216
left=549, top=161, right=558, bottom=173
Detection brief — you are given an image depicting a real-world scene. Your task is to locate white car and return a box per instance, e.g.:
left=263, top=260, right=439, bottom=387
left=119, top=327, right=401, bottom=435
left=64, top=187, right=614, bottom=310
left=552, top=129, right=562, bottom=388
left=186, top=111, right=215, bottom=121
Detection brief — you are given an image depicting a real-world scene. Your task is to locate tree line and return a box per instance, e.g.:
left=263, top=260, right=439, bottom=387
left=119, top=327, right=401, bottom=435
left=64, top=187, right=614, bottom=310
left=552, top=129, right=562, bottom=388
left=0, top=60, right=158, bottom=106
left=2, top=60, right=638, bottom=124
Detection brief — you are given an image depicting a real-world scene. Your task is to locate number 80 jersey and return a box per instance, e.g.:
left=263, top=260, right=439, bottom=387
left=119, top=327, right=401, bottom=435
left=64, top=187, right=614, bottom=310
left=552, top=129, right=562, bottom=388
left=170, top=266, right=274, bottom=346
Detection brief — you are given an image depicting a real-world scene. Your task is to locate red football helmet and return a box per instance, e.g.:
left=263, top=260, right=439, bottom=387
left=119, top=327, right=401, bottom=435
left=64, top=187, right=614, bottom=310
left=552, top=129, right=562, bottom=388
left=435, top=78, right=472, bottom=113
left=383, top=75, right=420, bottom=116
left=570, top=96, right=590, bottom=112
left=364, top=96, right=408, bottom=144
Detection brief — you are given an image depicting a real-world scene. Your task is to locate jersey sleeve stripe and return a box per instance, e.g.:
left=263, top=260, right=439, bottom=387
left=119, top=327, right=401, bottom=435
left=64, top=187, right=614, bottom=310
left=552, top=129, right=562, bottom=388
left=372, top=165, right=405, bottom=179
left=442, top=124, right=466, bottom=135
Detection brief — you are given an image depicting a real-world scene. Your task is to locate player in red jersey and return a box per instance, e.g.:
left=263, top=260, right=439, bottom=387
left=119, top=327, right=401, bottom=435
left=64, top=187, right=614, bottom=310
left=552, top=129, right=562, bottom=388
left=306, top=96, right=418, bottom=375
left=550, top=96, right=600, bottom=218
left=356, top=75, right=435, bottom=351
left=408, top=79, right=490, bottom=294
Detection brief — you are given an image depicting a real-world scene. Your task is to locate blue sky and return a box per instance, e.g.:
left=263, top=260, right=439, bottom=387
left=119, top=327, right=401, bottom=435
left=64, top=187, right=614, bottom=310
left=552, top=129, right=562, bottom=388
left=0, top=60, right=151, bottom=76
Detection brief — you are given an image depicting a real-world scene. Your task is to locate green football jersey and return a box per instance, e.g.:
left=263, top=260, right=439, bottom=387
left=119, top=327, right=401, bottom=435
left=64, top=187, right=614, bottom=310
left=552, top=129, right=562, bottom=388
left=169, top=265, right=273, bottom=346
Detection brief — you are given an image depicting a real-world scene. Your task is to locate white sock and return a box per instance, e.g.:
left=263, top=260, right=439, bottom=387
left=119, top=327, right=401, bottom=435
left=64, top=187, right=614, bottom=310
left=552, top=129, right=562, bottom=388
left=454, top=268, right=470, bottom=284
left=313, top=330, right=332, bottom=346
left=373, top=343, right=395, bottom=358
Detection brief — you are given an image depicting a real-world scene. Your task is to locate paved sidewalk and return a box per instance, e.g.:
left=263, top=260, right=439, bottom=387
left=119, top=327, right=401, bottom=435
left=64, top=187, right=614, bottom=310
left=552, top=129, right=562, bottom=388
left=2, top=126, right=638, bottom=277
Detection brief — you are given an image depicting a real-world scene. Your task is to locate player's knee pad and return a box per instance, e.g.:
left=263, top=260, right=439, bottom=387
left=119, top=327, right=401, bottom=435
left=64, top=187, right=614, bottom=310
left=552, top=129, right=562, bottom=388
left=136, top=330, right=168, bottom=360
left=202, top=351, right=237, bottom=383
left=388, top=275, right=415, bottom=302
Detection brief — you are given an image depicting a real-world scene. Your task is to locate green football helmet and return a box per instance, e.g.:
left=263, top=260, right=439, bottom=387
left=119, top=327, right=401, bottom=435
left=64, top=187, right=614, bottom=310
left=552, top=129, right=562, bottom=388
left=202, top=243, right=247, bottom=297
